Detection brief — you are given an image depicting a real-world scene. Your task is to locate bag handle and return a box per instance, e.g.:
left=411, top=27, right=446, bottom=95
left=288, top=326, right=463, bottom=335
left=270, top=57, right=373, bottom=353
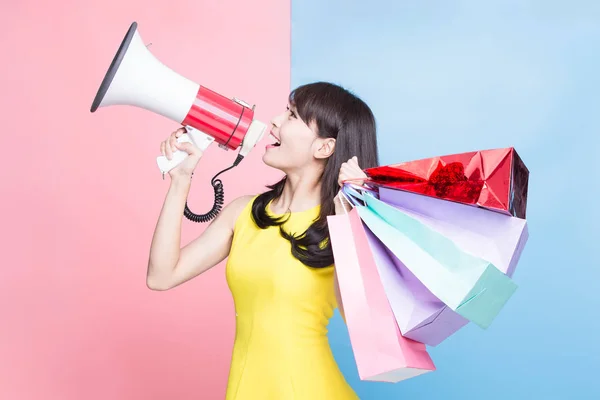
left=342, top=181, right=378, bottom=203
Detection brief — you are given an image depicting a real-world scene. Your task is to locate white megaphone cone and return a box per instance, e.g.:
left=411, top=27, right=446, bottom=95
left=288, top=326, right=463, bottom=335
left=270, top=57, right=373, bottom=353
left=90, top=22, right=268, bottom=222
left=90, top=22, right=198, bottom=123
left=91, top=22, right=267, bottom=174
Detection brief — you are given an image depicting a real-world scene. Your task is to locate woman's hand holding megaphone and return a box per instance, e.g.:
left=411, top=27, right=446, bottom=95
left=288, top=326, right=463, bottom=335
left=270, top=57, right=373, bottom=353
left=160, top=127, right=204, bottom=179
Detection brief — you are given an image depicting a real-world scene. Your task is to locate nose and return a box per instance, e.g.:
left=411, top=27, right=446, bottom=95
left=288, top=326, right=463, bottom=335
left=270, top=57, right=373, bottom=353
left=270, top=111, right=285, bottom=128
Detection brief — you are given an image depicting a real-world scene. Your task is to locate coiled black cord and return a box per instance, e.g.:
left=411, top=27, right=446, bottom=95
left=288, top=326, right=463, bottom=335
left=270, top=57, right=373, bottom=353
left=183, top=154, right=244, bottom=223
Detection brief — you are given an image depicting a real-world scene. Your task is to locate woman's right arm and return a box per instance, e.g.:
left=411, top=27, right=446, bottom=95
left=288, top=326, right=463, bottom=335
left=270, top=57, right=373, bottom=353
left=145, top=127, right=252, bottom=290
left=146, top=174, right=252, bottom=290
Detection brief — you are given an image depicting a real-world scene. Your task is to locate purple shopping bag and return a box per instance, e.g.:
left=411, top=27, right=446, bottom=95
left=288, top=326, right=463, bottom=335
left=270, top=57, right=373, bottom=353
left=364, top=225, right=470, bottom=346
left=342, top=184, right=528, bottom=346
left=379, top=187, right=528, bottom=278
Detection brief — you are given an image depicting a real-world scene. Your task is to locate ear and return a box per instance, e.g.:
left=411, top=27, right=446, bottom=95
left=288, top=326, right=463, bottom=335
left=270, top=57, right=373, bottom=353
left=314, top=137, right=336, bottom=159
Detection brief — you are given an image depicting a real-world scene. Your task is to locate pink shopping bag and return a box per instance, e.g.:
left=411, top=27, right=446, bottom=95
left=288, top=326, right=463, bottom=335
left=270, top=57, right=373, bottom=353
left=328, top=207, right=435, bottom=382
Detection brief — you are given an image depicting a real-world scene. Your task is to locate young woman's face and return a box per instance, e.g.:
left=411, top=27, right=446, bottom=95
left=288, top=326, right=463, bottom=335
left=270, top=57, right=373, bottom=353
left=262, top=104, right=320, bottom=172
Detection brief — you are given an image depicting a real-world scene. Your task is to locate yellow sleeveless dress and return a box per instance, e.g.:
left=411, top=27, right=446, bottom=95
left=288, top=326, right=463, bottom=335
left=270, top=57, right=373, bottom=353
left=224, top=197, right=359, bottom=399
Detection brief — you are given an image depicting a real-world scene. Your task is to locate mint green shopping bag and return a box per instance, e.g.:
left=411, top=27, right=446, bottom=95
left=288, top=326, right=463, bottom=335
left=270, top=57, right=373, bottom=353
left=355, top=191, right=518, bottom=329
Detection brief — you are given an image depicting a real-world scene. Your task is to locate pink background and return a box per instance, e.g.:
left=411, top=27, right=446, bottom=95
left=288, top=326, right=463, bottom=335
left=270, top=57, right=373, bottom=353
left=0, top=1, right=289, bottom=398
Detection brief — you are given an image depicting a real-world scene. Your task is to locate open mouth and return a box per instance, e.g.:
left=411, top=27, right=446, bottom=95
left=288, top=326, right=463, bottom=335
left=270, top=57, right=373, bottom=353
left=270, top=132, right=281, bottom=147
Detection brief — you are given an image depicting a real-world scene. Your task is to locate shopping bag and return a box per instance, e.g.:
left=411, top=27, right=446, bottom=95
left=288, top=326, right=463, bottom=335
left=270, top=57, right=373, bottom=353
left=379, top=186, right=529, bottom=278
left=366, top=226, right=470, bottom=346
left=340, top=181, right=526, bottom=345
left=364, top=147, right=529, bottom=218
left=376, top=189, right=528, bottom=345
left=340, top=185, right=470, bottom=346
left=355, top=192, right=518, bottom=330
left=328, top=207, right=435, bottom=382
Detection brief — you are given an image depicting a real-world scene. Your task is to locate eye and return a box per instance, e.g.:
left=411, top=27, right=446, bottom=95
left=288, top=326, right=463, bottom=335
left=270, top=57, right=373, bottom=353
left=286, top=105, right=297, bottom=119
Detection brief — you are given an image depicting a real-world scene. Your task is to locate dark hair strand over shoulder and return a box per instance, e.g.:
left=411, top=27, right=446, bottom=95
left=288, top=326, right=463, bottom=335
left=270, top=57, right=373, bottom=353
left=251, top=82, right=379, bottom=269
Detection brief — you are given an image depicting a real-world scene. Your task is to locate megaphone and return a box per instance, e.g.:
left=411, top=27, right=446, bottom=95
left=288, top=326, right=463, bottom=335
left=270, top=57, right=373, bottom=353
left=90, top=22, right=268, bottom=223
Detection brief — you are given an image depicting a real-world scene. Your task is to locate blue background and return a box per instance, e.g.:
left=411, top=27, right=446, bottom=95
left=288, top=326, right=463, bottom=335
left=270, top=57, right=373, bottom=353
left=292, top=1, right=600, bottom=399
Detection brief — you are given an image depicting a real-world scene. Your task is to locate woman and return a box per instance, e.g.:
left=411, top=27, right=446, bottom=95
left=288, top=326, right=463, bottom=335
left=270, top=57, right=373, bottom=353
left=147, top=81, right=379, bottom=399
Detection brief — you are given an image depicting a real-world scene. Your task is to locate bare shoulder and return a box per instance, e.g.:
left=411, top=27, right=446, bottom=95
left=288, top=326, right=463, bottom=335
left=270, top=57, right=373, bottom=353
left=226, top=195, right=255, bottom=216
left=228, top=194, right=256, bottom=209
left=220, top=194, right=256, bottom=230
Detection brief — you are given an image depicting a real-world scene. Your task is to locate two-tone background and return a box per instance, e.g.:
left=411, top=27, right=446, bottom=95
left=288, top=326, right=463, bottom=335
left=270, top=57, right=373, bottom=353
left=2, top=1, right=598, bottom=398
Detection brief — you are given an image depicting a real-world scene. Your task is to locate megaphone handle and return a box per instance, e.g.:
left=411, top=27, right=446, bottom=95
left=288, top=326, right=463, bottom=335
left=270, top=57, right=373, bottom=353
left=156, top=127, right=215, bottom=174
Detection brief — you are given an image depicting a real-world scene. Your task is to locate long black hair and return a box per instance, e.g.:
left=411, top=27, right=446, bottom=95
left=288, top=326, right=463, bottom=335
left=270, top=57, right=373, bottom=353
left=251, top=82, right=379, bottom=268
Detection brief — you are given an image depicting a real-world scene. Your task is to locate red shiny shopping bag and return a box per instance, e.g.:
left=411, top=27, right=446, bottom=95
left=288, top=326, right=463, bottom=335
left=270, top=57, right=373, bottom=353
left=364, top=147, right=529, bottom=218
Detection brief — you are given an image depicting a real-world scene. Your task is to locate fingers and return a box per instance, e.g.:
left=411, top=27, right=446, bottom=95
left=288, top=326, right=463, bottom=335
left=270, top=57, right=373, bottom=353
left=341, top=160, right=365, bottom=177
left=165, top=136, right=173, bottom=160
left=161, top=128, right=187, bottom=160
left=170, top=128, right=184, bottom=150
left=174, top=127, right=186, bottom=138
left=174, top=140, right=196, bottom=155
left=345, top=156, right=361, bottom=169
left=338, top=156, right=366, bottom=186
left=338, top=164, right=356, bottom=186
